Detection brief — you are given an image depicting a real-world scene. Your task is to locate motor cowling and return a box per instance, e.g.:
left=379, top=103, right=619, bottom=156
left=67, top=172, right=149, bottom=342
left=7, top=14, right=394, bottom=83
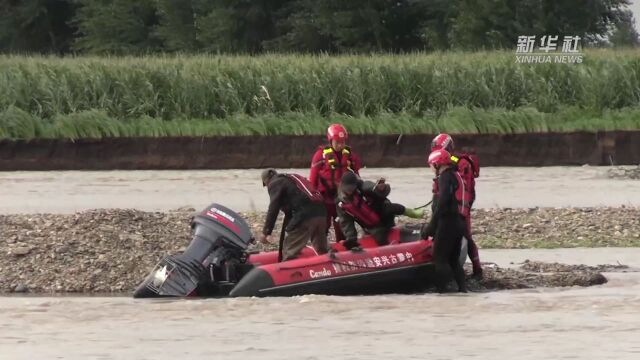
left=133, top=204, right=254, bottom=298
left=191, top=204, right=254, bottom=252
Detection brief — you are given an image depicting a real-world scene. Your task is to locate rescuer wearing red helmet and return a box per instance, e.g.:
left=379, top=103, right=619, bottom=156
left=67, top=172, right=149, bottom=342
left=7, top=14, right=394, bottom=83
left=309, top=123, right=362, bottom=242
left=421, top=149, right=468, bottom=293
left=431, top=133, right=482, bottom=278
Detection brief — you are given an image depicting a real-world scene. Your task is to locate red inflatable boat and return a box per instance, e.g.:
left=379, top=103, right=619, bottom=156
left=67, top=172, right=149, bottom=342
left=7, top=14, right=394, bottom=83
left=133, top=203, right=466, bottom=298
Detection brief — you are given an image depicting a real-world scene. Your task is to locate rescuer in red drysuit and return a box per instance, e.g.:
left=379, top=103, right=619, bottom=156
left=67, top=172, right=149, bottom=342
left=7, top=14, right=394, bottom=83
left=336, top=172, right=424, bottom=251
left=421, top=149, right=468, bottom=293
left=431, top=133, right=482, bottom=278
left=309, top=123, right=362, bottom=242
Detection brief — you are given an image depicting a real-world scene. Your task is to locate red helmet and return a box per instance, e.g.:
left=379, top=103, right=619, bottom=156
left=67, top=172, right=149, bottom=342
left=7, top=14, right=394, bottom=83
left=327, top=123, right=348, bottom=142
left=428, top=149, right=452, bottom=167
left=431, top=133, right=454, bottom=152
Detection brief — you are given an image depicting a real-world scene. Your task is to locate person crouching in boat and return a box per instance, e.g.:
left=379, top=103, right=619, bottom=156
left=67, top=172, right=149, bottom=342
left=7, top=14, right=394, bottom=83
left=259, top=169, right=328, bottom=262
left=420, top=149, right=469, bottom=293
left=336, top=172, right=424, bottom=251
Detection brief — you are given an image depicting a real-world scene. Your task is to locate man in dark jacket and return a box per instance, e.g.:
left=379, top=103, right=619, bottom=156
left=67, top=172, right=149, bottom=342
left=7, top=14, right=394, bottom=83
left=259, top=169, right=328, bottom=261
left=337, top=172, right=424, bottom=250
left=421, top=149, right=468, bottom=293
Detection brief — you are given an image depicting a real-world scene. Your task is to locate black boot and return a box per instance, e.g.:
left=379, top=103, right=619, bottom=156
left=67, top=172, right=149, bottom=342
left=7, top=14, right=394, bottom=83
left=343, top=239, right=361, bottom=251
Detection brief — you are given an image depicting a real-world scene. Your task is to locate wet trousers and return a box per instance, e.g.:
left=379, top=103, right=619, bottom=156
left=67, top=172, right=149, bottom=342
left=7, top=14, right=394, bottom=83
left=282, top=216, right=328, bottom=261
left=433, top=215, right=467, bottom=292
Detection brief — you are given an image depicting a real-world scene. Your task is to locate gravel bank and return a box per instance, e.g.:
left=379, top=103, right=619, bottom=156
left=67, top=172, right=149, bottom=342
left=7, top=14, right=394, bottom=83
left=2, top=207, right=639, bottom=294
left=608, top=165, right=640, bottom=179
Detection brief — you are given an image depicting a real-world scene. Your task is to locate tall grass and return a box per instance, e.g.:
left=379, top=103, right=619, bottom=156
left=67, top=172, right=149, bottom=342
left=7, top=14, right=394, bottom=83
left=2, top=51, right=640, bottom=118
left=3, top=106, right=640, bottom=140
left=1, top=50, right=640, bottom=139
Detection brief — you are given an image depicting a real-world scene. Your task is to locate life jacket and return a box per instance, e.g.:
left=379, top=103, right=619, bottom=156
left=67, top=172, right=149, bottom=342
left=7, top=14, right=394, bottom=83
left=452, top=152, right=479, bottom=189
left=285, top=174, right=323, bottom=203
left=432, top=170, right=472, bottom=218
left=316, top=145, right=355, bottom=195
left=428, top=152, right=477, bottom=201
left=454, top=171, right=472, bottom=218
left=338, top=192, right=381, bottom=228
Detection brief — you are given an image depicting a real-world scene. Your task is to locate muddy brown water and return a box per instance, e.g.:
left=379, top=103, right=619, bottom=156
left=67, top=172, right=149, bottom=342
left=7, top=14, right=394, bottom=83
left=1, top=166, right=639, bottom=214
left=2, top=249, right=640, bottom=360
left=2, top=168, right=640, bottom=359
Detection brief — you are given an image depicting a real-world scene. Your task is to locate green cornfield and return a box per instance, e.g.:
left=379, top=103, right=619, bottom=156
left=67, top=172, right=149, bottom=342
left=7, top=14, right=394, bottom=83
left=1, top=50, right=640, bottom=139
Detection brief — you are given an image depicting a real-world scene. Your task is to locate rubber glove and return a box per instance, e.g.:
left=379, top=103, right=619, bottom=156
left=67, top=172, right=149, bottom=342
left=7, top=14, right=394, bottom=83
left=403, top=208, right=425, bottom=219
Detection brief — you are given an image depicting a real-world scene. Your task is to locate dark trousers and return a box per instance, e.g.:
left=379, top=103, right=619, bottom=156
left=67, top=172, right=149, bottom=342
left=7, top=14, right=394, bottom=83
left=369, top=226, right=391, bottom=246
left=433, top=215, right=467, bottom=292
left=282, top=216, right=328, bottom=261
left=464, top=214, right=482, bottom=271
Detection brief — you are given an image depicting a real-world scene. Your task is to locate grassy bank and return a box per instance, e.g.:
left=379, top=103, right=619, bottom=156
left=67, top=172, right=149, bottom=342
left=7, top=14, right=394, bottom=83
left=1, top=50, right=640, bottom=139
left=3, top=106, right=640, bottom=139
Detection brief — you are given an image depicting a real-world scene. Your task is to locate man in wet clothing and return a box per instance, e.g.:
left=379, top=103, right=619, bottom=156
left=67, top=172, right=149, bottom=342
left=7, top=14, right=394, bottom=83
left=336, top=172, right=424, bottom=250
left=260, top=169, right=328, bottom=261
left=421, top=149, right=468, bottom=293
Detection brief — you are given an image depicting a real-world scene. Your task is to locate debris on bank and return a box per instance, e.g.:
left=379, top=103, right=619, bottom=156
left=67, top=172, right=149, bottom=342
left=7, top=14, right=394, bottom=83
left=2, top=207, right=638, bottom=294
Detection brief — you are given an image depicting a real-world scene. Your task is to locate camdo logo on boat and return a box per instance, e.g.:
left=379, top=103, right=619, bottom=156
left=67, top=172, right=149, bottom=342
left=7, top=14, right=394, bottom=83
left=515, top=35, right=583, bottom=64
left=309, top=268, right=332, bottom=278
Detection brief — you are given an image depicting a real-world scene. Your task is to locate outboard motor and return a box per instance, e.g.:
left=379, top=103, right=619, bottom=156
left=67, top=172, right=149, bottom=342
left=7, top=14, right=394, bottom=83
left=133, top=204, right=254, bottom=298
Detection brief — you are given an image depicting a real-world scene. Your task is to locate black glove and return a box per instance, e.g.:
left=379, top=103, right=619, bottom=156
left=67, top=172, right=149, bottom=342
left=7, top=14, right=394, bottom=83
left=420, top=223, right=434, bottom=239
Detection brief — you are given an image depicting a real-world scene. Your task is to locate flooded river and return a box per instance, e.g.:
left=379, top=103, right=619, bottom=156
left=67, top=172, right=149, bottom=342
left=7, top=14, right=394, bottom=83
left=2, top=248, right=640, bottom=360
left=1, top=166, right=639, bottom=214
left=2, top=167, right=639, bottom=359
